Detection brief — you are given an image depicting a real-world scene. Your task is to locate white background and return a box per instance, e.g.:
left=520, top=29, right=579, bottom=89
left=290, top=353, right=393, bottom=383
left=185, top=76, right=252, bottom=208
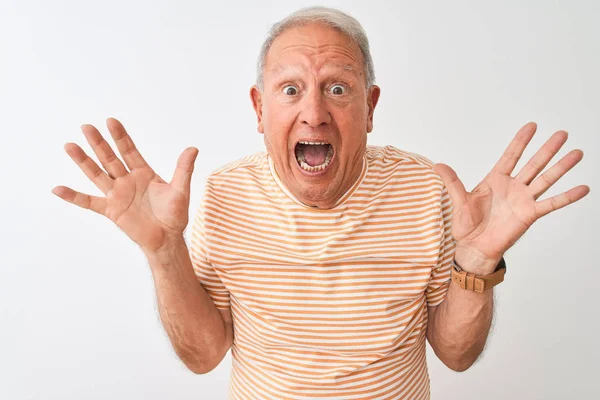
left=1, top=0, right=598, bottom=399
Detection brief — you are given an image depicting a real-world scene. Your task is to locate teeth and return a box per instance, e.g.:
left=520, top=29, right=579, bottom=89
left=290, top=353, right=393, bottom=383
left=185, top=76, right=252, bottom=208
left=295, top=145, right=333, bottom=172
left=299, top=141, right=329, bottom=145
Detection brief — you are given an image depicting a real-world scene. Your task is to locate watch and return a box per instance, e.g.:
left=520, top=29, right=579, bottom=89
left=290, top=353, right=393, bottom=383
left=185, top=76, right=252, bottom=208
left=451, top=257, right=506, bottom=293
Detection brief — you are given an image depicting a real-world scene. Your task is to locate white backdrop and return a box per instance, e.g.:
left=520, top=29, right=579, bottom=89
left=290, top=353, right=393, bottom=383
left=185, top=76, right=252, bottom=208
left=1, top=0, right=598, bottom=399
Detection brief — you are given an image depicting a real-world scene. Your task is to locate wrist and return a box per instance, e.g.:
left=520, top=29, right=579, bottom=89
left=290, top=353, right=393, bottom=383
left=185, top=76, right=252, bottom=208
left=144, top=235, right=187, bottom=264
left=454, top=246, right=502, bottom=275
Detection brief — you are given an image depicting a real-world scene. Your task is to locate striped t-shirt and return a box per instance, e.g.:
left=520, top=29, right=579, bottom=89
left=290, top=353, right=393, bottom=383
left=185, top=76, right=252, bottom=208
left=190, top=145, right=455, bottom=400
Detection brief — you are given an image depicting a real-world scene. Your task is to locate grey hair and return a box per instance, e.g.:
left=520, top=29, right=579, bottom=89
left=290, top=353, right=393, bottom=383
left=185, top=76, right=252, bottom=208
left=256, top=6, right=376, bottom=90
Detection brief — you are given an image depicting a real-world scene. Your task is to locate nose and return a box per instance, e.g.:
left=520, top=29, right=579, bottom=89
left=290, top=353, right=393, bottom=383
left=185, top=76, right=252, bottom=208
left=299, top=89, right=332, bottom=128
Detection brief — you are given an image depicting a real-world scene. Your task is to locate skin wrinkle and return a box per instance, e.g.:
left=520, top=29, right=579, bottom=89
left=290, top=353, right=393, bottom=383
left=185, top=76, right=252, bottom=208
left=251, top=23, right=380, bottom=209
left=269, top=43, right=361, bottom=66
left=269, top=63, right=358, bottom=91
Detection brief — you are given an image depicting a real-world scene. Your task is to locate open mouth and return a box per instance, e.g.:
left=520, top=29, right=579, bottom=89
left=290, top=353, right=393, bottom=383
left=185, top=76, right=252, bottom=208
left=294, top=141, right=334, bottom=173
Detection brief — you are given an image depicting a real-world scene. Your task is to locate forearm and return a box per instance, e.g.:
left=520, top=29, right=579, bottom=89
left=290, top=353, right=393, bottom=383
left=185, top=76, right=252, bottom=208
left=427, top=282, right=494, bottom=371
left=145, top=237, right=230, bottom=373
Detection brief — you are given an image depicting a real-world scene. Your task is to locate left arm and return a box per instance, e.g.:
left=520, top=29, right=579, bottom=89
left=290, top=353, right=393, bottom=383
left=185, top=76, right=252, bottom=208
left=427, top=122, right=589, bottom=371
left=427, top=253, right=501, bottom=371
left=427, top=284, right=493, bottom=372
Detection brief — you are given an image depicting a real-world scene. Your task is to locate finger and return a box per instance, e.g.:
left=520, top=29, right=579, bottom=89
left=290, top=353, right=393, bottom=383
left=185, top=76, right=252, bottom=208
left=434, top=163, right=468, bottom=210
left=534, top=185, right=590, bottom=218
left=106, top=117, right=150, bottom=171
left=64, top=143, right=114, bottom=194
left=52, top=185, right=108, bottom=215
left=515, top=130, right=568, bottom=185
left=81, top=124, right=129, bottom=179
left=170, top=147, right=199, bottom=195
left=492, top=122, right=537, bottom=176
left=529, top=149, right=584, bottom=199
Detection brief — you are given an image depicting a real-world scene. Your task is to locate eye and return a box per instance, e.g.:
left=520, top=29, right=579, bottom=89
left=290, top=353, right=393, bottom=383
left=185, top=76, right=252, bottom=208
left=330, top=84, right=346, bottom=96
left=282, top=85, right=299, bottom=96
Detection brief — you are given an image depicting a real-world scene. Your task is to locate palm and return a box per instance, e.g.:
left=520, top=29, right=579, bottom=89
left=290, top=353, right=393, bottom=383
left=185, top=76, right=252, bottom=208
left=435, top=122, right=589, bottom=271
left=105, top=169, right=190, bottom=250
left=52, top=118, right=199, bottom=253
left=115, top=174, right=189, bottom=233
left=450, top=172, right=535, bottom=258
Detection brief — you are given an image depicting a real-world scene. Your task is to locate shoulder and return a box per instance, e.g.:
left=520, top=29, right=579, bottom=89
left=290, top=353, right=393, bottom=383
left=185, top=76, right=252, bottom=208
left=366, top=144, right=445, bottom=193
left=366, top=144, right=439, bottom=173
left=203, top=151, right=269, bottom=198
left=208, top=151, right=268, bottom=177
left=365, top=145, right=449, bottom=210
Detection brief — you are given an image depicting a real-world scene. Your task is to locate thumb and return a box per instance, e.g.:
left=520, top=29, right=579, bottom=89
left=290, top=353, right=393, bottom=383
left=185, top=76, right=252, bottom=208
left=434, top=163, right=468, bottom=209
left=170, top=147, right=199, bottom=195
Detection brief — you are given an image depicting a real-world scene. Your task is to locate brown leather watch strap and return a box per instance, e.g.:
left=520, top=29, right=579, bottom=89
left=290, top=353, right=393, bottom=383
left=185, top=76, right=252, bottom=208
left=451, top=258, right=506, bottom=293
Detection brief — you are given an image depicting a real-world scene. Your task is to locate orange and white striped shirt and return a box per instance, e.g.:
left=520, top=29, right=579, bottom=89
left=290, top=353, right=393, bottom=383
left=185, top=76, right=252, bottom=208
left=190, top=145, right=455, bottom=400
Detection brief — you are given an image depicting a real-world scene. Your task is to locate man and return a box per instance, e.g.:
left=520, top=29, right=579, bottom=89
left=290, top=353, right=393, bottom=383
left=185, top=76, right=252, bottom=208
left=52, top=6, right=589, bottom=400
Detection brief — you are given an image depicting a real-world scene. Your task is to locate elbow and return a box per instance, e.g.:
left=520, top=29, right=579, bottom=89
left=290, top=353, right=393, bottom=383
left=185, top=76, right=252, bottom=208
left=181, top=348, right=228, bottom=375
left=187, top=362, right=217, bottom=375
left=431, top=341, right=476, bottom=372
left=429, top=335, right=481, bottom=372
left=446, top=360, right=473, bottom=372
left=183, top=356, right=220, bottom=375
left=440, top=353, right=476, bottom=372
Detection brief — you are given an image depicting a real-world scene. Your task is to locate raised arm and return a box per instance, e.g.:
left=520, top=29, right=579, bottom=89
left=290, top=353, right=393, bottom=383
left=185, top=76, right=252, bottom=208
left=427, top=122, right=589, bottom=371
left=52, top=118, right=232, bottom=373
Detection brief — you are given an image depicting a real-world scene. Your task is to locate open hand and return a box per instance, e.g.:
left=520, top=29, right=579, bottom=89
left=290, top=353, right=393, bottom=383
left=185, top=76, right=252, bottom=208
left=52, top=118, right=199, bottom=254
left=435, top=122, right=590, bottom=275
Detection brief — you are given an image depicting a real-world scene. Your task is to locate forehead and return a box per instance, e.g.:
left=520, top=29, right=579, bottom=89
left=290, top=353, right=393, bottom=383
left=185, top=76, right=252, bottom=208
left=264, top=23, right=364, bottom=79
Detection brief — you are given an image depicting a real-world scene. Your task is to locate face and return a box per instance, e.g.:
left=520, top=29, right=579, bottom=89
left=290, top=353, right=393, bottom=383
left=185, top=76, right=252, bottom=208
left=250, top=23, right=380, bottom=209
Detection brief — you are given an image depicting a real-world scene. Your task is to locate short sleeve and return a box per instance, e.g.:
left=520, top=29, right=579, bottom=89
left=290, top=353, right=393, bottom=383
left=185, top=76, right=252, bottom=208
left=188, top=191, right=231, bottom=310
left=425, top=185, right=456, bottom=307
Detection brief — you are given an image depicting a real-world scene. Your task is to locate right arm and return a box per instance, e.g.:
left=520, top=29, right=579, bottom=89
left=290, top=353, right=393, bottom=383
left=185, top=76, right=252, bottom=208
left=146, top=237, right=233, bottom=374
left=52, top=117, right=232, bottom=374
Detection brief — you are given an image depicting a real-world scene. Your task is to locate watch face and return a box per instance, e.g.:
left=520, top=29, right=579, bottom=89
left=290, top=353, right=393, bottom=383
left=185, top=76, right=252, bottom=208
left=496, top=257, right=506, bottom=272
left=452, top=259, right=463, bottom=272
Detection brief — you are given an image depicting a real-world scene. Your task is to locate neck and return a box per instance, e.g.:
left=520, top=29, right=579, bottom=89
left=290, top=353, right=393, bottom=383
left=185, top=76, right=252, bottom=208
left=297, top=153, right=365, bottom=209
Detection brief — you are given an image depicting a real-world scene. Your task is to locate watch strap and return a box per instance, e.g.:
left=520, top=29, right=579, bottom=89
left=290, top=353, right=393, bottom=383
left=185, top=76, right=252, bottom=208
left=451, top=257, right=506, bottom=293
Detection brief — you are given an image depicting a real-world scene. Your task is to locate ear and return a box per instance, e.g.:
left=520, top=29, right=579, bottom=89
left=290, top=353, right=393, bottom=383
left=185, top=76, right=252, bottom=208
left=250, top=85, right=264, bottom=134
left=366, top=85, right=381, bottom=133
